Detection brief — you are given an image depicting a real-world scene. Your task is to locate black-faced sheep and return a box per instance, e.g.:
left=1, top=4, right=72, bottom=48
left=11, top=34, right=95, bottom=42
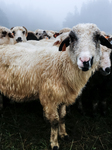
left=11, top=26, right=28, bottom=43
left=0, top=26, right=14, bottom=44
left=27, top=31, right=38, bottom=41
left=0, top=23, right=111, bottom=150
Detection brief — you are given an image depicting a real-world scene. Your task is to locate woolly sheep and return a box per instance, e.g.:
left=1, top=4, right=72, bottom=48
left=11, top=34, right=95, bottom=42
left=0, top=26, right=14, bottom=44
left=34, top=29, right=50, bottom=40
left=59, top=27, right=71, bottom=34
left=53, top=32, right=69, bottom=46
left=0, top=23, right=111, bottom=150
left=16, top=39, right=58, bottom=50
left=11, top=26, right=28, bottom=44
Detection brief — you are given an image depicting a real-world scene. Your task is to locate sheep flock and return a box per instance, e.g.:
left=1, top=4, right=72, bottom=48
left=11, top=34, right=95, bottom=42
left=0, top=24, right=112, bottom=150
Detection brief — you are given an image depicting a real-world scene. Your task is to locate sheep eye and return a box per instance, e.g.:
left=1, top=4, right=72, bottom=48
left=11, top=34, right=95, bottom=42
left=12, top=31, right=15, bottom=35
left=22, top=31, right=25, bottom=34
left=94, top=34, right=100, bottom=43
left=96, top=34, right=100, bottom=42
left=2, top=31, right=7, bottom=37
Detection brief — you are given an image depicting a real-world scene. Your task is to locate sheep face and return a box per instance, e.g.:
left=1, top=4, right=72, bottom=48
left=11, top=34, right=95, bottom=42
left=0, top=26, right=13, bottom=44
left=99, top=46, right=111, bottom=76
left=35, top=29, right=50, bottom=40
left=11, top=26, right=28, bottom=44
left=59, top=24, right=112, bottom=72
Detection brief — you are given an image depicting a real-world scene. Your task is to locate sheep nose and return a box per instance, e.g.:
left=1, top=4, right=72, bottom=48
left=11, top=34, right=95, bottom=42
left=83, top=61, right=89, bottom=68
left=105, top=67, right=111, bottom=74
left=82, top=57, right=93, bottom=71
left=99, top=67, right=111, bottom=76
left=16, top=37, right=22, bottom=42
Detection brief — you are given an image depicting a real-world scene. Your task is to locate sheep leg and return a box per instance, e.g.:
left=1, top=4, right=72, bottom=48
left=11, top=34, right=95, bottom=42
left=50, top=120, right=59, bottom=150
left=92, top=101, right=98, bottom=117
left=100, top=100, right=107, bottom=116
left=59, top=104, right=69, bottom=140
left=43, top=104, right=59, bottom=150
left=77, top=97, right=85, bottom=115
left=0, top=94, right=3, bottom=111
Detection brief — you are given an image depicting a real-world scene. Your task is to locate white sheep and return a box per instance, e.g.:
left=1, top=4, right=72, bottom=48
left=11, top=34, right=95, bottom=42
left=34, top=29, right=50, bottom=40
left=0, top=26, right=14, bottom=44
left=0, top=23, right=111, bottom=150
left=53, top=32, right=69, bottom=46
left=11, top=26, right=28, bottom=44
left=59, top=27, right=71, bottom=34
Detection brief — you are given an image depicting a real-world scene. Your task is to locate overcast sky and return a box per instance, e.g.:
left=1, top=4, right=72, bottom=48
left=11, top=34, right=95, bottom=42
left=0, top=0, right=112, bottom=33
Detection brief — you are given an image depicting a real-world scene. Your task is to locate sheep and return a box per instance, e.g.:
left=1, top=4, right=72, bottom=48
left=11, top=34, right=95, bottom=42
left=34, top=29, right=50, bottom=40
left=108, top=36, right=112, bottom=44
left=0, top=26, right=14, bottom=44
left=15, top=39, right=58, bottom=50
left=46, top=30, right=56, bottom=35
left=76, top=35, right=112, bottom=117
left=27, top=31, right=38, bottom=41
left=59, top=27, right=71, bottom=34
left=10, top=26, right=28, bottom=44
left=53, top=32, right=69, bottom=46
left=0, top=23, right=111, bottom=150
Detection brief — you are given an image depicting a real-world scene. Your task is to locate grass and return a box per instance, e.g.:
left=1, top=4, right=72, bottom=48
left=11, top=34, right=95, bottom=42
left=0, top=94, right=112, bottom=150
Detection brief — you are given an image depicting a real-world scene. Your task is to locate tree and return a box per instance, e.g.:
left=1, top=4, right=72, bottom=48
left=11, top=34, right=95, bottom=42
left=63, top=0, right=112, bottom=33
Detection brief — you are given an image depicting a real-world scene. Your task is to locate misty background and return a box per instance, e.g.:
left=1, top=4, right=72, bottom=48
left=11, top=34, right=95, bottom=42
left=0, top=0, right=112, bottom=33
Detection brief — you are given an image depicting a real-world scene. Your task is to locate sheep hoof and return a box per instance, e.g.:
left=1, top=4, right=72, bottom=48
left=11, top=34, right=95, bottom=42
left=53, top=146, right=59, bottom=150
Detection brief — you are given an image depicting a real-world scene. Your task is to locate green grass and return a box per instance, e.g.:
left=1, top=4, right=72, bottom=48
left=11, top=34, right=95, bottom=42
left=0, top=95, right=112, bottom=150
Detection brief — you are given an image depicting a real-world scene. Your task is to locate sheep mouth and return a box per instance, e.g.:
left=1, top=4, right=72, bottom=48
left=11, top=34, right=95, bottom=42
left=81, top=67, right=90, bottom=71
left=80, top=57, right=94, bottom=72
left=16, top=38, right=22, bottom=43
left=99, top=68, right=111, bottom=76
left=16, top=40, right=22, bottom=43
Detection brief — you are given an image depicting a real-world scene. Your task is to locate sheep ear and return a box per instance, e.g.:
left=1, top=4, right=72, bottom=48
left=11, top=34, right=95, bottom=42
left=23, top=26, right=28, bottom=36
left=99, top=35, right=112, bottom=49
left=53, top=40, right=61, bottom=46
left=59, top=37, right=69, bottom=51
left=53, top=33, right=60, bottom=38
left=59, top=31, right=76, bottom=51
left=108, top=37, right=112, bottom=43
left=8, top=33, right=14, bottom=38
left=10, top=27, right=14, bottom=30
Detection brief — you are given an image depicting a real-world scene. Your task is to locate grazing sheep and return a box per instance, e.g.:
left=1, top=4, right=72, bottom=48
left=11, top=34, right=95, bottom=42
left=76, top=35, right=112, bottom=117
left=0, top=23, right=111, bottom=150
left=0, top=26, right=14, bottom=44
left=34, top=29, right=50, bottom=40
left=11, top=26, right=28, bottom=43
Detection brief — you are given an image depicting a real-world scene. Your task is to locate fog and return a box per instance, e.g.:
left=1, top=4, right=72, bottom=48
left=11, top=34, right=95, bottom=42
left=0, top=0, right=112, bottom=33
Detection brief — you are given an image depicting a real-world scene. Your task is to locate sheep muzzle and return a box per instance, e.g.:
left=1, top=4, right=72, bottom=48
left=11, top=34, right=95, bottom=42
left=80, top=57, right=94, bottom=71
left=99, top=67, right=111, bottom=76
